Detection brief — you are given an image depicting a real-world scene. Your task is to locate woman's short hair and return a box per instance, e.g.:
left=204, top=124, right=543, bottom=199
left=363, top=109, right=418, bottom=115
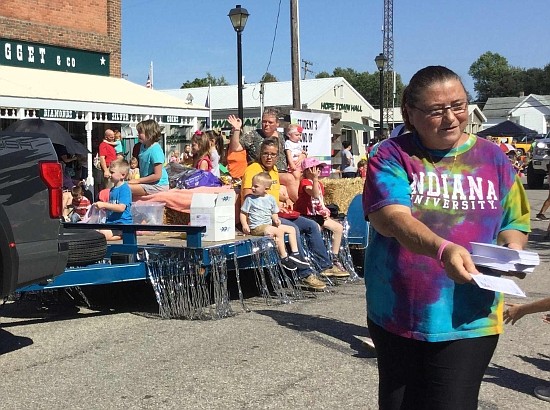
left=136, top=119, right=162, bottom=142
left=401, top=66, right=466, bottom=132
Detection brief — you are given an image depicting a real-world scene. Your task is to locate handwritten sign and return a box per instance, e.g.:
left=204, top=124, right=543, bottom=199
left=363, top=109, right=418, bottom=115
left=290, top=110, right=332, bottom=175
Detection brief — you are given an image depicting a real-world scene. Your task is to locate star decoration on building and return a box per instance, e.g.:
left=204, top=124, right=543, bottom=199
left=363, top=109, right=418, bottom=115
left=100, top=56, right=106, bottom=65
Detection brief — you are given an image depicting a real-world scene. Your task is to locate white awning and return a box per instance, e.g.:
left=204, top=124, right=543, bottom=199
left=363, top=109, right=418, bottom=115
left=0, top=65, right=208, bottom=117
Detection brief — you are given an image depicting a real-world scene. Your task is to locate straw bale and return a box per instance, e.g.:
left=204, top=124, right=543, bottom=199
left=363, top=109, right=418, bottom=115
left=163, top=208, right=190, bottom=225
left=322, top=177, right=364, bottom=214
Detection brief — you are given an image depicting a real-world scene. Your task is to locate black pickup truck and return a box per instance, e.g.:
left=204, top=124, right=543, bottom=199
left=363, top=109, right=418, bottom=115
left=0, top=130, right=106, bottom=297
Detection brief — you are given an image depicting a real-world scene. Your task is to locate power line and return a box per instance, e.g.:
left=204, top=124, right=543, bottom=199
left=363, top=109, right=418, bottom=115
left=262, top=0, right=282, bottom=80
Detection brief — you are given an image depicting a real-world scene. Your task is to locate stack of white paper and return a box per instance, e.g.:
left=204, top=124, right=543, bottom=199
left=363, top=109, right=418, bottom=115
left=470, top=242, right=540, bottom=274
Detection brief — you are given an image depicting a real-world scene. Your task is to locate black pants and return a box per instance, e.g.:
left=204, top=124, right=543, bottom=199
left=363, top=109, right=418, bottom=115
left=367, top=318, right=498, bottom=410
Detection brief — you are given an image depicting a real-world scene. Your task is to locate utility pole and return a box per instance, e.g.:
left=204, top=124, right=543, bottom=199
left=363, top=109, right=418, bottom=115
left=290, top=0, right=301, bottom=109
left=301, top=59, right=313, bottom=80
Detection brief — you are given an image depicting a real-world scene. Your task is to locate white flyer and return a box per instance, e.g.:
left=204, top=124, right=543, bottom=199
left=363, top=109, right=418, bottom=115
left=471, top=274, right=526, bottom=297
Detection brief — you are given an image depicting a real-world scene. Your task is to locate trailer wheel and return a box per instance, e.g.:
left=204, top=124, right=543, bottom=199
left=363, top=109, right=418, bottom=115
left=60, top=229, right=107, bottom=267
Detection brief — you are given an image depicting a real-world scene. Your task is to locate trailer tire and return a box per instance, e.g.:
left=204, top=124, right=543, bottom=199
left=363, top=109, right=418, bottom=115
left=60, top=229, right=107, bottom=267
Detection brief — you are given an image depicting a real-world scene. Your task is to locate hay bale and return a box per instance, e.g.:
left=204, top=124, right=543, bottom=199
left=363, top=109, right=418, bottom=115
left=163, top=208, right=190, bottom=225
left=322, top=177, right=364, bottom=214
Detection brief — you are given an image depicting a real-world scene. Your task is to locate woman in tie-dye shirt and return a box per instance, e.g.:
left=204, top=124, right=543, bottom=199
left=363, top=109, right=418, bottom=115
left=362, top=66, right=530, bottom=409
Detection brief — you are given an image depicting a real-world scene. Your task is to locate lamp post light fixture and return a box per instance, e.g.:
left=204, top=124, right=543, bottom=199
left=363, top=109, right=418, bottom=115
left=374, top=53, right=387, bottom=139
left=228, top=4, right=249, bottom=121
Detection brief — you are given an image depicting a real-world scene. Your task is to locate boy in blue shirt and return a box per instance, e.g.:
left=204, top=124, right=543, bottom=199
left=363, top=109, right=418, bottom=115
left=95, top=159, right=133, bottom=241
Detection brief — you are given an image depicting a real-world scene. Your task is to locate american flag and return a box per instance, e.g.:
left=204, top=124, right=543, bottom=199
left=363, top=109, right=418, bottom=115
left=145, top=61, right=153, bottom=89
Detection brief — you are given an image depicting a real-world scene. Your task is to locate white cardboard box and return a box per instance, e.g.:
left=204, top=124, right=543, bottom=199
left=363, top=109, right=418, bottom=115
left=190, top=191, right=236, bottom=242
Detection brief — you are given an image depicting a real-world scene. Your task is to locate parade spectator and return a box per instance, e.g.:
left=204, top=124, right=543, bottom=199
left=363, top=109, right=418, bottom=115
left=207, top=129, right=224, bottom=177
left=284, top=123, right=307, bottom=182
left=340, top=140, right=357, bottom=178
left=241, top=137, right=345, bottom=290
left=504, top=297, right=550, bottom=402
left=240, top=172, right=311, bottom=272
left=102, top=130, right=124, bottom=160
left=294, top=158, right=348, bottom=275
left=535, top=181, right=550, bottom=220
left=127, top=119, right=169, bottom=199
left=132, top=141, right=142, bottom=162
left=181, top=143, right=194, bottom=167
left=94, top=159, right=133, bottom=241
left=226, top=115, right=247, bottom=179
left=98, top=129, right=117, bottom=189
left=363, top=65, right=530, bottom=409
left=169, top=150, right=180, bottom=163
left=356, top=159, right=367, bottom=179
left=68, top=185, right=91, bottom=223
left=235, top=108, right=300, bottom=202
left=191, top=131, right=213, bottom=172
left=128, top=157, right=140, bottom=180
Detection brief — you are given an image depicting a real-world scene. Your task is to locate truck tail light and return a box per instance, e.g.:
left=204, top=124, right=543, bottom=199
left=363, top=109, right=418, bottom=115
left=39, top=161, right=63, bottom=219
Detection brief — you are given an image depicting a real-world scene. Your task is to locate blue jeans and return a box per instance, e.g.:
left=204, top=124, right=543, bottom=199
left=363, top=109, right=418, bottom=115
left=280, top=216, right=332, bottom=278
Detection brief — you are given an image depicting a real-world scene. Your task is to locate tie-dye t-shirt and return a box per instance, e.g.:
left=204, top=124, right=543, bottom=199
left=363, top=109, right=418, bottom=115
left=363, top=133, right=530, bottom=342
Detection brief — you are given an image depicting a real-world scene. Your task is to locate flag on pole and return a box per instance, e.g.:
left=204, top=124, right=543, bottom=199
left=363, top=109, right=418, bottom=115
left=205, top=83, right=212, bottom=128
left=145, top=61, right=153, bottom=89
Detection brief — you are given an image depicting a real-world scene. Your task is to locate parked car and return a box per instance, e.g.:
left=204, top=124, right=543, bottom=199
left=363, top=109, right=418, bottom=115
left=527, top=133, right=550, bottom=189
left=513, top=134, right=545, bottom=156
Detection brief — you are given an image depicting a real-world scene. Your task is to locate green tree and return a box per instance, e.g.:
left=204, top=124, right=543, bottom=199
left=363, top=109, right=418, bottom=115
left=181, top=72, right=229, bottom=88
left=315, top=71, right=330, bottom=78
left=261, top=72, right=278, bottom=83
left=469, top=52, right=522, bottom=101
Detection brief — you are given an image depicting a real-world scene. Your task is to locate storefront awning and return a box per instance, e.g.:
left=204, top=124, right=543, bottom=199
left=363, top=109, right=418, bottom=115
left=0, top=65, right=208, bottom=117
left=340, top=120, right=375, bottom=132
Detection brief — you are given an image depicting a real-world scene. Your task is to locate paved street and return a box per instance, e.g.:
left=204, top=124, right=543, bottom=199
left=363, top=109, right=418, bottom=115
left=0, top=187, right=549, bottom=409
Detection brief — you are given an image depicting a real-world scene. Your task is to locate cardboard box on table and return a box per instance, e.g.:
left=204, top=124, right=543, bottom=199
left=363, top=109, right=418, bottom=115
left=190, top=191, right=236, bottom=241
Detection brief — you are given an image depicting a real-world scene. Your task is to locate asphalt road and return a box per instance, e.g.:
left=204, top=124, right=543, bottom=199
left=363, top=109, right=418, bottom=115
left=0, top=187, right=549, bottom=410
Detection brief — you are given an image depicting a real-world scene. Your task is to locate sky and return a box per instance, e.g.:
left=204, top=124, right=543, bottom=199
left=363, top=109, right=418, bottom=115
left=121, top=0, right=550, bottom=101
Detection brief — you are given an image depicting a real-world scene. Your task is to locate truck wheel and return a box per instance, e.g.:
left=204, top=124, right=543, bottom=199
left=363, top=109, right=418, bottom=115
left=527, top=163, right=545, bottom=189
left=60, top=229, right=107, bottom=267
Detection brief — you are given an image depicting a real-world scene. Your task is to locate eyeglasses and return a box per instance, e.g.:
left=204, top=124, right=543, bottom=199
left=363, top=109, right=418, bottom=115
left=261, top=152, right=278, bottom=158
left=411, top=101, right=468, bottom=118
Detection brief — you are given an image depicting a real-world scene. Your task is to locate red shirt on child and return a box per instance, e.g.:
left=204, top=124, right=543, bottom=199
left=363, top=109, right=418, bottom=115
left=72, top=196, right=91, bottom=216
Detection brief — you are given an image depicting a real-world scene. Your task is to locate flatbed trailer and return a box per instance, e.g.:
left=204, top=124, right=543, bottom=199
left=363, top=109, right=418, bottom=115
left=17, top=195, right=369, bottom=318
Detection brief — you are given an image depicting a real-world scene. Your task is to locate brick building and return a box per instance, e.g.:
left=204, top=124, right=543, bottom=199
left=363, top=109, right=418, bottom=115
left=0, top=0, right=207, bottom=184
left=0, top=0, right=122, bottom=77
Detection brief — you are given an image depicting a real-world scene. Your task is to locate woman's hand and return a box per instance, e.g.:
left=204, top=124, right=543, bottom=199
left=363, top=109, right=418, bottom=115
left=440, top=242, right=478, bottom=284
left=228, top=115, right=242, bottom=130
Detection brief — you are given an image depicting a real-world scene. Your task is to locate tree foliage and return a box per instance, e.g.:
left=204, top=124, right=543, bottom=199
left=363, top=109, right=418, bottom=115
left=261, top=72, right=278, bottom=83
left=315, top=67, right=404, bottom=107
left=469, top=52, right=550, bottom=101
left=180, top=72, right=229, bottom=89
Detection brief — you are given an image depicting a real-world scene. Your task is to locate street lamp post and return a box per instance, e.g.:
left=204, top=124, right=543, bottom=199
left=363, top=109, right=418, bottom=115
left=228, top=5, right=249, bottom=121
left=375, top=53, right=387, bottom=140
